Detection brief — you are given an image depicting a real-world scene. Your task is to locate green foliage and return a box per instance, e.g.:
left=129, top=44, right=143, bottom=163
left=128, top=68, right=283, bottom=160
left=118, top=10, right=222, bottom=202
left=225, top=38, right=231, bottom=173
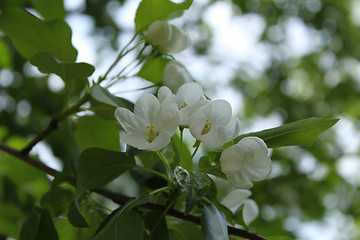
left=94, top=193, right=149, bottom=240
left=0, top=8, right=77, bottom=62
left=30, top=52, right=94, bottom=96
left=19, top=207, right=58, bottom=240
left=73, top=115, right=120, bottom=151
left=138, top=57, right=171, bottom=84
left=201, top=204, right=229, bottom=240
left=135, top=0, right=193, bottom=32
left=34, top=0, right=65, bottom=20
left=235, top=117, right=339, bottom=148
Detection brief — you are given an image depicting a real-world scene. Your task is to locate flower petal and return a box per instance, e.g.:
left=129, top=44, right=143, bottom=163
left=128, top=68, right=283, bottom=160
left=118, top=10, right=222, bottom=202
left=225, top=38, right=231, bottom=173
left=209, top=99, right=232, bottom=125
left=146, top=20, right=171, bottom=46
left=121, top=133, right=149, bottom=150
left=176, top=82, right=204, bottom=106
left=158, top=86, right=175, bottom=103
left=226, top=170, right=253, bottom=189
left=165, top=25, right=190, bottom=53
left=220, top=189, right=251, bottom=213
left=147, top=133, right=172, bottom=151
left=163, top=61, right=192, bottom=93
left=134, top=93, right=160, bottom=127
left=243, top=199, right=259, bottom=226
left=115, top=107, right=144, bottom=137
left=189, top=111, right=207, bottom=139
left=241, top=137, right=271, bottom=181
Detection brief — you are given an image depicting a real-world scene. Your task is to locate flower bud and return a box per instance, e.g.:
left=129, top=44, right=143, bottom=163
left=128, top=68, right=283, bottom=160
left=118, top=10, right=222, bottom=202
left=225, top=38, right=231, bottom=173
left=163, top=61, right=192, bottom=93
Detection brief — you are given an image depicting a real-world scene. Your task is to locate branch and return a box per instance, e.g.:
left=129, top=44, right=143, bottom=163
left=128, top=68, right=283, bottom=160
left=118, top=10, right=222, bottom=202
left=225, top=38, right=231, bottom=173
left=20, top=93, right=90, bottom=155
left=0, top=143, right=268, bottom=240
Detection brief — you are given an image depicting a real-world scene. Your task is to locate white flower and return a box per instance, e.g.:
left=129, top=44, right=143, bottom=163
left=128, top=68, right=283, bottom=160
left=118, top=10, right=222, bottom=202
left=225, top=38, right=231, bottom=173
left=220, top=137, right=272, bottom=189
left=189, top=99, right=240, bottom=148
left=145, top=20, right=190, bottom=53
left=163, top=60, right=192, bottom=93
left=158, top=82, right=207, bottom=126
left=220, top=189, right=259, bottom=226
left=114, top=93, right=178, bottom=151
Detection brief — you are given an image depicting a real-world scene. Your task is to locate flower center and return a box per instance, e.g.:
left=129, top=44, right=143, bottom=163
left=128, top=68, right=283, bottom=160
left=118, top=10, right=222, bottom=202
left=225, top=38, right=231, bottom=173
left=201, top=120, right=212, bottom=135
left=146, top=125, right=157, bottom=142
left=178, top=102, right=188, bottom=110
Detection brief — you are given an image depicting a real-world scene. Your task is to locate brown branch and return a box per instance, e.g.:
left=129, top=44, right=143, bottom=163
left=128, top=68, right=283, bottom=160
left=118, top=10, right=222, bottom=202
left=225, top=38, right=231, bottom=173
left=0, top=143, right=268, bottom=240
left=20, top=93, right=90, bottom=155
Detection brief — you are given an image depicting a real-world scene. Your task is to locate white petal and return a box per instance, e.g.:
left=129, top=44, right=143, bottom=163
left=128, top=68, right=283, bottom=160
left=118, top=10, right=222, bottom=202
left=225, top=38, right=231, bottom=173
left=189, top=111, right=207, bottom=139
left=200, top=126, right=228, bottom=148
left=220, top=189, right=251, bottom=213
left=241, top=137, right=271, bottom=181
left=165, top=25, right=190, bottom=53
left=158, top=107, right=178, bottom=136
left=146, top=20, right=171, bottom=46
left=224, top=117, right=240, bottom=142
left=176, top=82, right=204, bottom=106
left=226, top=170, right=253, bottom=189
left=121, top=133, right=149, bottom=150
left=134, top=93, right=160, bottom=127
left=163, top=61, right=192, bottom=93
left=115, top=107, right=144, bottom=137
left=220, top=143, right=252, bottom=174
left=209, top=99, right=232, bottom=125
left=243, top=199, right=259, bottom=226
left=147, top=133, right=172, bottom=151
left=158, top=86, right=174, bottom=103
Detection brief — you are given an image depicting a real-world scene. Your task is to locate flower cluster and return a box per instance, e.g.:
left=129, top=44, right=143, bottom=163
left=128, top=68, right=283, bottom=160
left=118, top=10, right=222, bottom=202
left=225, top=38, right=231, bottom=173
left=114, top=20, right=272, bottom=191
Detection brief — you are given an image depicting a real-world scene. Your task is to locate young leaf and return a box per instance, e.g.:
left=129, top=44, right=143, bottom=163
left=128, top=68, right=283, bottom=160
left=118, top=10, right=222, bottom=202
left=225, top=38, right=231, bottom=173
left=19, top=207, right=59, bottom=240
left=94, top=193, right=149, bottom=240
left=0, top=8, right=77, bottom=62
left=73, top=115, right=120, bottom=151
left=234, top=117, right=339, bottom=148
left=75, top=148, right=136, bottom=197
left=137, top=57, right=171, bottom=84
left=135, top=0, right=193, bottom=32
left=201, top=204, right=229, bottom=240
left=90, top=84, right=134, bottom=119
left=30, top=52, right=94, bottom=96
left=144, top=211, right=169, bottom=240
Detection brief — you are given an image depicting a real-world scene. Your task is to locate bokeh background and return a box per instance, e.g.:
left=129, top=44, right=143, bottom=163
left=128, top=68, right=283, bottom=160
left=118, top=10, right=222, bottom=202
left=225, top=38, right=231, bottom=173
left=1, top=0, right=360, bottom=239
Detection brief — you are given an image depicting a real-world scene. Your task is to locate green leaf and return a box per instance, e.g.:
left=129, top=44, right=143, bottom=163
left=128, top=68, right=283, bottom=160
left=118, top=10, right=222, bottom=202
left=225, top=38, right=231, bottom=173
left=94, top=211, right=144, bottom=240
left=40, top=185, right=73, bottom=217
left=169, top=222, right=203, bottom=240
left=30, top=52, right=94, bottom=96
left=73, top=115, right=120, bottom=151
left=19, top=207, right=59, bottom=240
left=144, top=211, right=169, bottom=240
left=0, top=8, right=77, bottom=62
left=135, top=0, right=193, bottom=32
left=90, top=84, right=134, bottom=119
left=137, top=57, right=170, bottom=84
left=94, top=193, right=149, bottom=240
left=234, top=117, right=339, bottom=148
left=69, top=148, right=135, bottom=227
left=201, top=204, right=228, bottom=240
left=34, top=0, right=65, bottom=20
left=75, top=148, right=135, bottom=197
left=0, top=37, right=12, bottom=67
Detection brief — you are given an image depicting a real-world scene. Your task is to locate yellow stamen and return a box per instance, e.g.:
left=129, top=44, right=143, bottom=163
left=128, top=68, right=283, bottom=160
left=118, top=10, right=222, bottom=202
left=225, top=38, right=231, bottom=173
left=146, top=125, right=157, bottom=142
left=201, top=120, right=212, bottom=135
left=179, top=102, right=188, bottom=110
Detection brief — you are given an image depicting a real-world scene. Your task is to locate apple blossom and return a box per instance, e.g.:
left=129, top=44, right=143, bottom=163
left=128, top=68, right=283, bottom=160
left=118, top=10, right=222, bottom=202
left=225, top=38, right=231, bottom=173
left=114, top=93, right=178, bottom=151
left=220, top=137, right=272, bottom=189
left=145, top=20, right=190, bottom=53
left=163, top=60, right=192, bottom=93
left=189, top=99, right=240, bottom=148
left=158, top=82, right=207, bottom=126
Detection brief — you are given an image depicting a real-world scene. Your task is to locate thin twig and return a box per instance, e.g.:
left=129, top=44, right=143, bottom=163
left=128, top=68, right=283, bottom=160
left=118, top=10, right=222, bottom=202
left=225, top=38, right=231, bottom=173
left=0, top=143, right=268, bottom=240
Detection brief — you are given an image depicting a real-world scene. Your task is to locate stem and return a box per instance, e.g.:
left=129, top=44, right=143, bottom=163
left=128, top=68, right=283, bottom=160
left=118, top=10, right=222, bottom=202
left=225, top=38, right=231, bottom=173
left=156, top=151, right=174, bottom=180
left=179, top=127, right=184, bottom=165
left=131, top=164, right=168, bottom=181
left=100, top=33, right=138, bottom=82
left=150, top=186, right=169, bottom=196
left=115, top=43, right=148, bottom=78
left=191, top=142, right=200, bottom=160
